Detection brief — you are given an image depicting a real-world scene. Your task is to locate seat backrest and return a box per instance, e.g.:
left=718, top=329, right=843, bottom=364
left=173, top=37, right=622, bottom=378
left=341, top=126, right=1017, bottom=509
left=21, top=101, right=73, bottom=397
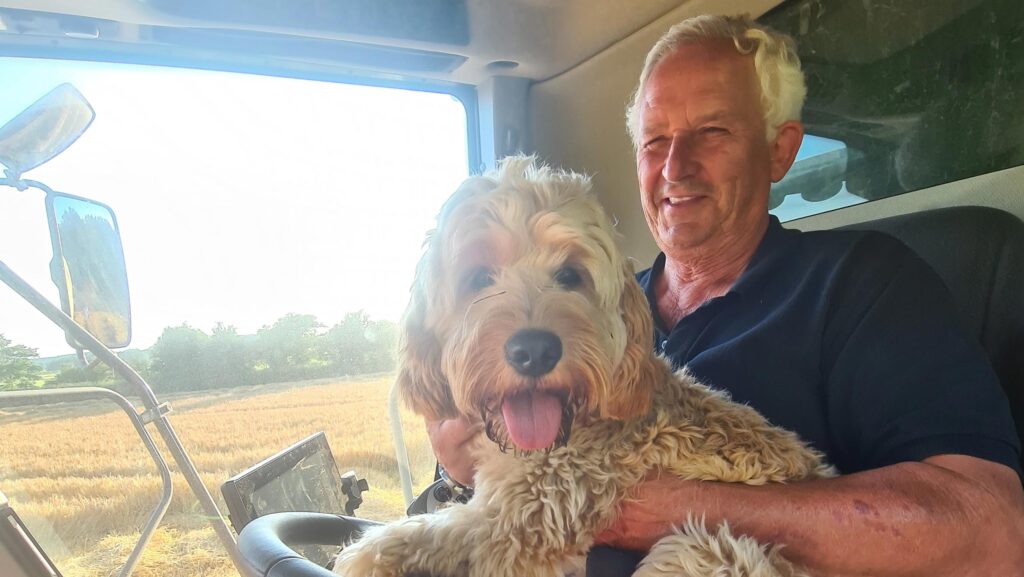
left=840, top=206, right=1024, bottom=470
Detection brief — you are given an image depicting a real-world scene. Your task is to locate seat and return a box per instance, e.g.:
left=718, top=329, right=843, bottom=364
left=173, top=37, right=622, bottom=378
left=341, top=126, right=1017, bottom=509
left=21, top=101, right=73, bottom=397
left=840, top=205, right=1024, bottom=470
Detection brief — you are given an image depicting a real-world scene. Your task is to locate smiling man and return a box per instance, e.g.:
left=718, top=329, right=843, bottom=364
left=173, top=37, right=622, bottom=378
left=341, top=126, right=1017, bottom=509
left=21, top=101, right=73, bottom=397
left=632, top=34, right=798, bottom=326
left=591, top=14, right=1024, bottom=577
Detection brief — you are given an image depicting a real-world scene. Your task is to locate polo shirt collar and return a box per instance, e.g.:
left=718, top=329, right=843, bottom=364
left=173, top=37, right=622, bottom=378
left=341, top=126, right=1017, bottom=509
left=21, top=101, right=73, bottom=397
left=641, top=215, right=797, bottom=302
left=728, top=214, right=798, bottom=296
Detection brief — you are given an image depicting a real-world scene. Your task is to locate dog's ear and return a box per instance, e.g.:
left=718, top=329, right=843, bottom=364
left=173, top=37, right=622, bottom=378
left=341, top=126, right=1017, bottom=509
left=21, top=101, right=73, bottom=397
left=397, top=175, right=499, bottom=421
left=606, top=261, right=660, bottom=419
left=396, top=260, right=459, bottom=421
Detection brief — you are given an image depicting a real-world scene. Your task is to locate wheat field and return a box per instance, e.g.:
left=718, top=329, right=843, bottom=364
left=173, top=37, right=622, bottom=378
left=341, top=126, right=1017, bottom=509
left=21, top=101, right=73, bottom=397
left=0, top=375, right=436, bottom=577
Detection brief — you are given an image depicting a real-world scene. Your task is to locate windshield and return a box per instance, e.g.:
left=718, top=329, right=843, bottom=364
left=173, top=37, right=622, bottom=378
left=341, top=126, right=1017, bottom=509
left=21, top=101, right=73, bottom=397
left=0, top=58, right=469, bottom=576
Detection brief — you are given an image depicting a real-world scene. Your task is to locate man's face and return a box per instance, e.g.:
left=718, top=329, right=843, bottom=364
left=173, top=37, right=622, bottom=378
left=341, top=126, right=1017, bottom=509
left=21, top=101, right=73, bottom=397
left=636, top=40, right=778, bottom=257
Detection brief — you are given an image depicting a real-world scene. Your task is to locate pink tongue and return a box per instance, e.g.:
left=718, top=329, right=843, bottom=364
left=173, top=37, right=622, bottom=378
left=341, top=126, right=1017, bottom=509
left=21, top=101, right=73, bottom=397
left=501, top=390, right=564, bottom=450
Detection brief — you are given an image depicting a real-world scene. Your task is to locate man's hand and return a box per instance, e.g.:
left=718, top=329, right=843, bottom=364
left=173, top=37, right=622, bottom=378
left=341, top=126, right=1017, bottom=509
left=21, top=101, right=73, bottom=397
left=595, top=476, right=705, bottom=552
left=425, top=416, right=482, bottom=487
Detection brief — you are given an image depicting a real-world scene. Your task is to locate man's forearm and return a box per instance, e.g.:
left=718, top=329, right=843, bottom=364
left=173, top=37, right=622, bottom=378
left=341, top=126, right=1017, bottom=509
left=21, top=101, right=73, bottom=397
left=704, top=461, right=1022, bottom=576
left=603, top=457, right=1024, bottom=576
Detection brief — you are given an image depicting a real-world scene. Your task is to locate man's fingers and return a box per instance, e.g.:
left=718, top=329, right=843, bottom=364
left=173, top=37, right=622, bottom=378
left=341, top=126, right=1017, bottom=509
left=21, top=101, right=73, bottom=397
left=451, top=417, right=483, bottom=444
left=427, top=416, right=481, bottom=445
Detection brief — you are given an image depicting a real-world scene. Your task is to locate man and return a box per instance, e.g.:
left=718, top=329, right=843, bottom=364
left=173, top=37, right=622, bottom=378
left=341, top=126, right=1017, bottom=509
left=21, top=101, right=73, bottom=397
left=429, top=14, right=1024, bottom=576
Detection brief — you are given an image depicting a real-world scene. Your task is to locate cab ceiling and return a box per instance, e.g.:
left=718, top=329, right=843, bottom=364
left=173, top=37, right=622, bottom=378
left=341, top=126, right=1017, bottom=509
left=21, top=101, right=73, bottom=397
left=0, top=0, right=778, bottom=84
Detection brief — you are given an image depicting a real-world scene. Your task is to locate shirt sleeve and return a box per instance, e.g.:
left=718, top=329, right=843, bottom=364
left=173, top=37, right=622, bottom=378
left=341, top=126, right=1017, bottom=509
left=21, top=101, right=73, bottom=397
left=821, top=232, right=1022, bottom=478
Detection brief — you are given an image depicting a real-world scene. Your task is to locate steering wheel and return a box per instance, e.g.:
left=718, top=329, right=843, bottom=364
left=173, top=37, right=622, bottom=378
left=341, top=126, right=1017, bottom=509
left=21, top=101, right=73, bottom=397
left=237, top=509, right=642, bottom=577
left=237, top=512, right=380, bottom=577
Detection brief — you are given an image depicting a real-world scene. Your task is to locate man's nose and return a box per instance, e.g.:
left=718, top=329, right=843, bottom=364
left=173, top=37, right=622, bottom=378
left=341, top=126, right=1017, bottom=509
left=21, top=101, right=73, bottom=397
left=662, top=134, right=697, bottom=183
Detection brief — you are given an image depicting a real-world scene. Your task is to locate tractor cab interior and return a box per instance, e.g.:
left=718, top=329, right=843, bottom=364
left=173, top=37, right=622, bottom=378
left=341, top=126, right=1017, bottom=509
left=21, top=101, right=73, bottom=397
left=0, top=1, right=1021, bottom=576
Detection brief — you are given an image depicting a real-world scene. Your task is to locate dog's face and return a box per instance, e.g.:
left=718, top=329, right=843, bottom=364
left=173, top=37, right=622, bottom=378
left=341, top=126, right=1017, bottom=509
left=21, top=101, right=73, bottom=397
left=398, top=157, right=661, bottom=452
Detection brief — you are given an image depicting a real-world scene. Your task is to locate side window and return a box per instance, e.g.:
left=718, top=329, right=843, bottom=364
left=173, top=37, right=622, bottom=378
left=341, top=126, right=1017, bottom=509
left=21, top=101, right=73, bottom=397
left=765, top=0, right=1023, bottom=221
left=0, top=58, right=469, bottom=576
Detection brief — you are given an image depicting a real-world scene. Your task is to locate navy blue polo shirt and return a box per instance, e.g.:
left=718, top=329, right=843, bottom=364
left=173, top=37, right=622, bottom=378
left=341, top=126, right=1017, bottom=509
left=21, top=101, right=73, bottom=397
left=636, top=216, right=1022, bottom=477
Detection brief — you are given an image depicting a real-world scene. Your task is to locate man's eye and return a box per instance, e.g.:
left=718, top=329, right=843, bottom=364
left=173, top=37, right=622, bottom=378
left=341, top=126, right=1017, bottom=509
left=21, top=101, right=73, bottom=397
left=700, top=126, right=728, bottom=135
left=553, top=266, right=582, bottom=289
left=466, top=267, right=494, bottom=291
left=642, top=136, right=667, bottom=149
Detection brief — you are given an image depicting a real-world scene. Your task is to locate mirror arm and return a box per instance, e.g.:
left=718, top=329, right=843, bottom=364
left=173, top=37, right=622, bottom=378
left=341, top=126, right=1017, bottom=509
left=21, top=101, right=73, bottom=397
left=0, top=174, right=28, bottom=191
left=0, top=176, right=57, bottom=194
left=0, top=259, right=259, bottom=577
left=76, top=348, right=106, bottom=369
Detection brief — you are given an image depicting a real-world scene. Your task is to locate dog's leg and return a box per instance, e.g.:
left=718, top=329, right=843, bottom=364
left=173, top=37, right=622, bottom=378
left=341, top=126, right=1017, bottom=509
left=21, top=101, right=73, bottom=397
left=631, top=518, right=810, bottom=577
left=332, top=509, right=469, bottom=577
left=333, top=499, right=583, bottom=577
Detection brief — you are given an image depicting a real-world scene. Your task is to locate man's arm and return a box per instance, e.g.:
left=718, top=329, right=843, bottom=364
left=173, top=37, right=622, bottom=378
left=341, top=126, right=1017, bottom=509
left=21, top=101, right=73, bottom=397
left=596, top=454, right=1024, bottom=577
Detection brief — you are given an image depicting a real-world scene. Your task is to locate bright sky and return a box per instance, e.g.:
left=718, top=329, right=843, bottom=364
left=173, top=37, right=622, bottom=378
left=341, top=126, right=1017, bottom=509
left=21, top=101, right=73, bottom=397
left=0, top=58, right=469, bottom=357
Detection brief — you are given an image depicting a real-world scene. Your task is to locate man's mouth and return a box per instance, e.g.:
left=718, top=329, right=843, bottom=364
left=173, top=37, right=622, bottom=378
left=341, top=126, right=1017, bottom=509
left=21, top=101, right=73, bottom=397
left=663, top=195, right=704, bottom=206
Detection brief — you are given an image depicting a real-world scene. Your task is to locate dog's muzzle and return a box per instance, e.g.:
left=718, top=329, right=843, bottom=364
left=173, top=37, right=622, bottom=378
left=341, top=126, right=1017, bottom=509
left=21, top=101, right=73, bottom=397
left=481, top=329, right=577, bottom=453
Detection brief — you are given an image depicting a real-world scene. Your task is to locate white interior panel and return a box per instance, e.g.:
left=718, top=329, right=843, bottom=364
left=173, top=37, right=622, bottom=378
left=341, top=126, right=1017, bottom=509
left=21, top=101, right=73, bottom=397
left=790, top=165, right=1024, bottom=231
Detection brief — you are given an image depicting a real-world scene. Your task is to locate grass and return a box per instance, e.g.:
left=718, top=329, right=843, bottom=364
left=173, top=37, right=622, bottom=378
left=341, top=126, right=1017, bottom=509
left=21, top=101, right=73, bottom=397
left=0, top=374, right=436, bottom=577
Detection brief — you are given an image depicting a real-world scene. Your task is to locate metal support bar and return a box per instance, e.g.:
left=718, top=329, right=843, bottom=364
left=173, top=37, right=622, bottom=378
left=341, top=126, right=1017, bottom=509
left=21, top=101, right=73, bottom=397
left=0, top=259, right=258, bottom=577
left=0, top=387, right=172, bottom=577
left=388, top=382, right=415, bottom=506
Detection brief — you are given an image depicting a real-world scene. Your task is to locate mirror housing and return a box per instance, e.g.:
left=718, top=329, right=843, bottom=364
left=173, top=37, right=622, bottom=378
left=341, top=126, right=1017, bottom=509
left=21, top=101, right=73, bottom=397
left=45, top=192, right=132, bottom=350
left=0, top=84, right=94, bottom=181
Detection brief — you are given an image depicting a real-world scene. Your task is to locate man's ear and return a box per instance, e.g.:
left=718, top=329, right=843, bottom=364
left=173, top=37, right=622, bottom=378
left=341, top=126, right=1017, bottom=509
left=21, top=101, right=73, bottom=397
left=769, top=120, right=804, bottom=183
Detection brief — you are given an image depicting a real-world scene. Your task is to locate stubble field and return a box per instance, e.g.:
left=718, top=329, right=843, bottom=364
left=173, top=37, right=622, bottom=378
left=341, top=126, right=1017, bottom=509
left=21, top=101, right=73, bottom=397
left=0, top=374, right=434, bottom=577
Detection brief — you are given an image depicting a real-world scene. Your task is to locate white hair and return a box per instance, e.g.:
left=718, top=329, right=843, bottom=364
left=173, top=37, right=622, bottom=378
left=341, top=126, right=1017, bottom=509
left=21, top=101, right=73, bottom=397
left=625, top=14, right=806, bottom=145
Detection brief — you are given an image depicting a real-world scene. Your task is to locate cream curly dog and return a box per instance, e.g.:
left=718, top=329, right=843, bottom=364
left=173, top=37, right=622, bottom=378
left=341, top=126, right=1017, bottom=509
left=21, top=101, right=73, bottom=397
left=334, top=156, right=835, bottom=577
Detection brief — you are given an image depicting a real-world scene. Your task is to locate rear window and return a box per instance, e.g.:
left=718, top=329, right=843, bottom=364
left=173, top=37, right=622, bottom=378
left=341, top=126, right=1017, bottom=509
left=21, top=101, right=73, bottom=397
left=764, top=0, right=1023, bottom=221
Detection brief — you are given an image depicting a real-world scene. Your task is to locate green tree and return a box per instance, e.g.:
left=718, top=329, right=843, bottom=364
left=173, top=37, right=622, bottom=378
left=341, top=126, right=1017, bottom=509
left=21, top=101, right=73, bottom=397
left=256, top=314, right=324, bottom=380
left=364, top=318, right=398, bottom=372
left=118, top=348, right=151, bottom=375
left=322, top=312, right=371, bottom=374
left=322, top=312, right=398, bottom=375
left=202, top=323, right=255, bottom=387
left=43, top=354, right=78, bottom=372
left=48, top=348, right=146, bottom=388
left=50, top=362, right=113, bottom=385
left=148, top=324, right=209, bottom=392
left=0, top=334, right=44, bottom=391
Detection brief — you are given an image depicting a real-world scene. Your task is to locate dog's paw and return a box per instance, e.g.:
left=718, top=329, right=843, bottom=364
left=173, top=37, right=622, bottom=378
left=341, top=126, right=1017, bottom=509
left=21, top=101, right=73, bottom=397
left=332, top=516, right=465, bottom=577
left=632, top=519, right=810, bottom=577
left=332, top=542, right=383, bottom=577
left=332, top=527, right=406, bottom=577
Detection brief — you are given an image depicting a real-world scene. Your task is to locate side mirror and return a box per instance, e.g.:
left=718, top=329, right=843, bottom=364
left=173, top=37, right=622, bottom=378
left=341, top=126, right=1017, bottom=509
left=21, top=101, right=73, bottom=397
left=0, top=83, right=94, bottom=181
left=45, top=192, right=132, bottom=350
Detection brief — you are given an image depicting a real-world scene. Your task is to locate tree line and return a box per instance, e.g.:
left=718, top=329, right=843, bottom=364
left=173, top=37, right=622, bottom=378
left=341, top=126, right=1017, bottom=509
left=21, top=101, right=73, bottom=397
left=0, top=311, right=398, bottom=393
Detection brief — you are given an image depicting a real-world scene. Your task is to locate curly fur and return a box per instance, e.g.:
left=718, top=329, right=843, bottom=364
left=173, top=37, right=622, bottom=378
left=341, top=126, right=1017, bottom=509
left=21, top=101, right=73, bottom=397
left=334, top=156, right=835, bottom=577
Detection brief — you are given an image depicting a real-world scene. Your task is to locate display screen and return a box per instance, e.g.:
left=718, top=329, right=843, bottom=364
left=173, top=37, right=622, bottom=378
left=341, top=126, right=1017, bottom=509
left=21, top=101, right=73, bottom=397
left=221, top=432, right=347, bottom=566
left=248, top=445, right=346, bottom=517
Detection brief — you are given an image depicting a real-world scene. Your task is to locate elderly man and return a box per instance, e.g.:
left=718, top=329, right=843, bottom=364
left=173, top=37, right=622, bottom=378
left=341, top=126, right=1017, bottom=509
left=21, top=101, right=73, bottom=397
left=430, top=14, right=1024, bottom=577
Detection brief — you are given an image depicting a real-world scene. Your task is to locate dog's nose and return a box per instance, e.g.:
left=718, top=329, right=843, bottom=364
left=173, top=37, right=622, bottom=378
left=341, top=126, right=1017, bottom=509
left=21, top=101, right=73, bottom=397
left=504, top=329, right=562, bottom=377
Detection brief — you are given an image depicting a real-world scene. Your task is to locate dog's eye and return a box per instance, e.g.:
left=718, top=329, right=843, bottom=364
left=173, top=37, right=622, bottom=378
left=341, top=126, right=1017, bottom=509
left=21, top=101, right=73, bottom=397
left=466, top=267, right=495, bottom=292
left=553, top=266, right=582, bottom=289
